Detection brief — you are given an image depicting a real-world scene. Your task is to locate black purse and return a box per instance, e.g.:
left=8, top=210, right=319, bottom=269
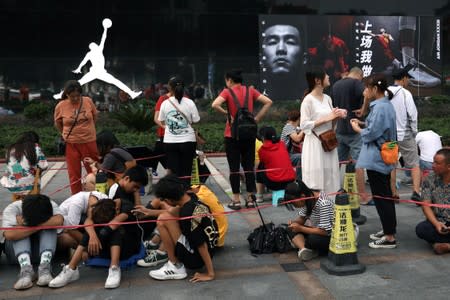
left=56, top=98, right=83, bottom=155
left=247, top=200, right=276, bottom=254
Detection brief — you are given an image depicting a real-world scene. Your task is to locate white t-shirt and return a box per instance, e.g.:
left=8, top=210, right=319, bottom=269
left=158, top=97, right=200, bottom=143
left=59, top=191, right=108, bottom=226
left=1, top=200, right=63, bottom=241
left=388, top=85, right=418, bottom=141
left=415, top=130, right=442, bottom=163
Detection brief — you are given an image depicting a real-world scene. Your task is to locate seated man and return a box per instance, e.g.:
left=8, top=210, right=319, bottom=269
left=57, top=191, right=108, bottom=250
left=415, top=148, right=450, bottom=254
left=148, top=174, right=218, bottom=282
left=2, top=194, right=64, bottom=290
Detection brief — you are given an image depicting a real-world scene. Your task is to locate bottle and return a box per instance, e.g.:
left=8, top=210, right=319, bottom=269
left=95, top=170, right=108, bottom=194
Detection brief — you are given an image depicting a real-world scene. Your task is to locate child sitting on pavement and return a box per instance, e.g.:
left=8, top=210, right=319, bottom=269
left=284, top=180, right=334, bottom=261
left=135, top=183, right=228, bottom=268
left=49, top=166, right=148, bottom=289
left=2, top=194, right=64, bottom=290
left=146, top=174, right=218, bottom=282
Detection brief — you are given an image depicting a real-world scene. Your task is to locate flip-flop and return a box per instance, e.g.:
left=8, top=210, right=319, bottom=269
left=227, top=202, right=242, bottom=210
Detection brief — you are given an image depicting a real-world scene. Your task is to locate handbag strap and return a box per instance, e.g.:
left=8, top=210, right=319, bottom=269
left=65, top=97, right=83, bottom=140
left=312, top=96, right=336, bottom=138
left=168, top=98, right=192, bottom=125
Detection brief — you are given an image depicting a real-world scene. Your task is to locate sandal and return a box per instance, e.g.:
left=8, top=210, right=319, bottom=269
left=228, top=202, right=242, bottom=210
left=246, top=194, right=256, bottom=208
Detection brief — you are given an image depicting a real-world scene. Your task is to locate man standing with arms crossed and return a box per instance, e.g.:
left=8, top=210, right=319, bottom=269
left=331, top=67, right=369, bottom=204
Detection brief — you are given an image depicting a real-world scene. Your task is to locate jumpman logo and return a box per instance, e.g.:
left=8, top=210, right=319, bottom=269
left=54, top=18, right=142, bottom=100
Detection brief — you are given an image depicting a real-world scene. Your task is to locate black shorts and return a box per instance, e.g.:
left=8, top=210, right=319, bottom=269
left=80, top=227, right=124, bottom=259
left=175, top=235, right=204, bottom=269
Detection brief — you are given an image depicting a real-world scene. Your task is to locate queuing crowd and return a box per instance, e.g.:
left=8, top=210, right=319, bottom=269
left=0, top=67, right=449, bottom=292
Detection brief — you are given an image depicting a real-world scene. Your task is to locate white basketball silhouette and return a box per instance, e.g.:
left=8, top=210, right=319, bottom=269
left=102, top=18, right=112, bottom=28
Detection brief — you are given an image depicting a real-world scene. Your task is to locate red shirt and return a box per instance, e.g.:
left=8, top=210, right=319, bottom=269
left=154, top=94, right=170, bottom=137
left=258, top=140, right=296, bottom=182
left=219, top=85, right=261, bottom=138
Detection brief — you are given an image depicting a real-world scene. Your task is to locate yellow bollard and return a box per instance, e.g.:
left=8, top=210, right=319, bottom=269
left=190, top=157, right=200, bottom=186
left=321, top=190, right=365, bottom=276
left=343, top=163, right=367, bottom=225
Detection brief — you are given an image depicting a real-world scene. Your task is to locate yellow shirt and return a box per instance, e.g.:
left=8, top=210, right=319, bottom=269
left=196, top=185, right=228, bottom=247
left=255, top=139, right=263, bottom=164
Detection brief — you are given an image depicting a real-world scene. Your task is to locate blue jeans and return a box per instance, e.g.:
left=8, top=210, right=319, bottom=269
left=420, top=160, right=433, bottom=172
left=4, top=230, right=57, bottom=264
left=336, top=133, right=362, bottom=162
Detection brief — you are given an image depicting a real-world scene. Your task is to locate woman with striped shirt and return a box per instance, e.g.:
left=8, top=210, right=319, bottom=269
left=284, top=181, right=334, bottom=261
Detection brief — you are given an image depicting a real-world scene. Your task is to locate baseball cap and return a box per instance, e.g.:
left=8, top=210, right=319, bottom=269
left=392, top=65, right=414, bottom=80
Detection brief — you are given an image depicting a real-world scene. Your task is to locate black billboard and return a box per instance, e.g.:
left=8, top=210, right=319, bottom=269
left=259, top=15, right=443, bottom=101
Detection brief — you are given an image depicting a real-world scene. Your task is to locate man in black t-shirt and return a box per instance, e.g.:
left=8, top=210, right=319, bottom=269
left=149, top=174, right=218, bottom=282
left=331, top=66, right=370, bottom=204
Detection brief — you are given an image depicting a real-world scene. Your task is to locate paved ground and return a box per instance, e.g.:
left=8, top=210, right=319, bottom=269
left=0, top=156, right=449, bottom=300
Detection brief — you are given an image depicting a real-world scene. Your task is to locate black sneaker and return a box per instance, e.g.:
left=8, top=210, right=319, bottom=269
left=369, top=237, right=397, bottom=249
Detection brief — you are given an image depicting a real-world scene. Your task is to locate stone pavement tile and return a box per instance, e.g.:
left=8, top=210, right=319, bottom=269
left=313, top=256, right=450, bottom=299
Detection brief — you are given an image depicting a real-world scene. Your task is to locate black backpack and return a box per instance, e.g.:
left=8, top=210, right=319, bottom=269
left=227, top=87, right=257, bottom=141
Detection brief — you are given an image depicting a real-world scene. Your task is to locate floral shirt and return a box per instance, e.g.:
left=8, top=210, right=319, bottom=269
left=421, top=173, right=450, bottom=223
left=0, top=144, right=48, bottom=194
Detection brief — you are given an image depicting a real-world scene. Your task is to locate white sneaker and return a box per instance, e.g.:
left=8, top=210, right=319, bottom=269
left=369, top=230, right=384, bottom=241
left=149, top=261, right=187, bottom=280
left=105, top=265, right=121, bottom=289
left=36, top=262, right=53, bottom=286
left=297, top=248, right=318, bottom=261
left=14, top=265, right=34, bottom=290
left=48, top=265, right=79, bottom=288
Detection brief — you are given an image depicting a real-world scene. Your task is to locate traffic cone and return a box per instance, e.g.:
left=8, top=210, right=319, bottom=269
left=190, top=157, right=200, bottom=186
left=343, top=163, right=367, bottom=225
left=321, top=190, right=365, bottom=276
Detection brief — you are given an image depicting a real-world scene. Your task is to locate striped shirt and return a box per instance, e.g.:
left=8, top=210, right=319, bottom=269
left=298, top=192, right=334, bottom=234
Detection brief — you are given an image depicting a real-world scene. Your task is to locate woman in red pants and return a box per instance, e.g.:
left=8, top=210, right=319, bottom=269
left=54, top=80, right=99, bottom=194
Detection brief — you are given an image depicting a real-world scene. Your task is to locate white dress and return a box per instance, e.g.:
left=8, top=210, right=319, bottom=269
left=300, top=93, right=340, bottom=194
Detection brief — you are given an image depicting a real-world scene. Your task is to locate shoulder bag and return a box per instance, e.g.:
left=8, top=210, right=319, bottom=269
left=56, top=98, right=83, bottom=155
left=312, top=98, right=338, bottom=152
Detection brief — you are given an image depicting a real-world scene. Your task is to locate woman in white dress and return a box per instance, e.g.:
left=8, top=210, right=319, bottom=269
left=300, top=68, right=346, bottom=194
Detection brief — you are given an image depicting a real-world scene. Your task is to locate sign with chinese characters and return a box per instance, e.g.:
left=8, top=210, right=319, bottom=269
left=259, top=15, right=443, bottom=99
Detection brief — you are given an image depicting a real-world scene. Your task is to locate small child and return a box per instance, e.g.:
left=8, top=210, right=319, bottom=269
left=1, top=131, right=48, bottom=201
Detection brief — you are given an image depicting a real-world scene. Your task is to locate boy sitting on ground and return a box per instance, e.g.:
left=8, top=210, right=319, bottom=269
left=135, top=183, right=228, bottom=268
left=49, top=166, right=148, bottom=289
left=57, top=191, right=108, bottom=250
left=2, top=194, right=64, bottom=290
left=49, top=199, right=121, bottom=289
left=147, top=174, right=218, bottom=282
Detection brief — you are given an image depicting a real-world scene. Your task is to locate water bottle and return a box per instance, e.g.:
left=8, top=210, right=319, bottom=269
left=95, top=170, right=108, bottom=194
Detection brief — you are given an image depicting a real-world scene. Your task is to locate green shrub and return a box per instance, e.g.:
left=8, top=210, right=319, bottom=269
left=23, top=101, right=52, bottom=120
left=110, top=102, right=154, bottom=132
